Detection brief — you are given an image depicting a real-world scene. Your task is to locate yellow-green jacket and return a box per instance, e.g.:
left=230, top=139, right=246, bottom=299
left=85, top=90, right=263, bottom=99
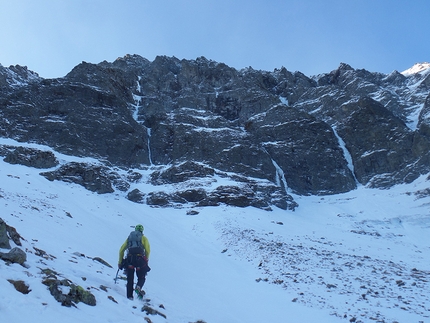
left=118, top=234, right=150, bottom=265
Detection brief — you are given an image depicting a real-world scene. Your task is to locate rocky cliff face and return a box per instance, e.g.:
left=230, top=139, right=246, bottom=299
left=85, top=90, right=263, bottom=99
left=1, top=55, right=429, bottom=206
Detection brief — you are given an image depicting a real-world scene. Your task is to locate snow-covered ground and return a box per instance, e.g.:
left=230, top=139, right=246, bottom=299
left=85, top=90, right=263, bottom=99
left=0, top=140, right=429, bottom=323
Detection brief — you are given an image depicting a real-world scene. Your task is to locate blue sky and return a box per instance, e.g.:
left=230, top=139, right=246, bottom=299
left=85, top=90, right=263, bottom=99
left=0, top=0, right=428, bottom=78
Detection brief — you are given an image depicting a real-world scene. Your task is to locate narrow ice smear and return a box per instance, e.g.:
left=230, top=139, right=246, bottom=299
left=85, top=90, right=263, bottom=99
left=1, top=138, right=430, bottom=323
left=132, top=77, right=143, bottom=121
left=136, top=76, right=142, bottom=93
left=271, top=158, right=290, bottom=193
left=332, top=126, right=358, bottom=184
left=147, top=127, right=153, bottom=165
left=132, top=94, right=142, bottom=121
left=279, top=96, right=289, bottom=106
left=131, top=76, right=153, bottom=165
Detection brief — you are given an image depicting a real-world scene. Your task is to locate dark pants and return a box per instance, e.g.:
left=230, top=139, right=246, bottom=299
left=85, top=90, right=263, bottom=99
left=126, top=254, right=149, bottom=298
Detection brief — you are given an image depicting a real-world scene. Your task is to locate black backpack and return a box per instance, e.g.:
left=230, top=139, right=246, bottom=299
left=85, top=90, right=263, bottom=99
left=127, top=230, right=145, bottom=256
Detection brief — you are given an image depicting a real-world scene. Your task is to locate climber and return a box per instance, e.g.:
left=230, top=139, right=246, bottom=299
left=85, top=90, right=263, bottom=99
left=118, top=224, right=151, bottom=300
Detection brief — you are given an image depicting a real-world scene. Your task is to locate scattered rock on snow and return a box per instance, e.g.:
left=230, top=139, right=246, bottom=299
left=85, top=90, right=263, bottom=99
left=108, top=295, right=118, bottom=303
left=186, top=209, right=200, bottom=216
left=142, top=305, right=167, bottom=319
left=7, top=279, right=31, bottom=294
left=92, top=257, right=112, bottom=268
left=33, top=246, right=56, bottom=260
left=219, top=224, right=430, bottom=323
left=41, top=270, right=96, bottom=307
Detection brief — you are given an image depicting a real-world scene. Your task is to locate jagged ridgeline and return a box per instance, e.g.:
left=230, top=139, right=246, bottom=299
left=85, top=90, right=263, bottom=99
left=0, top=56, right=429, bottom=200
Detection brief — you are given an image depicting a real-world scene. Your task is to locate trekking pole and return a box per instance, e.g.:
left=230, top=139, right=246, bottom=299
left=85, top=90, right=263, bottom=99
left=114, top=268, right=120, bottom=284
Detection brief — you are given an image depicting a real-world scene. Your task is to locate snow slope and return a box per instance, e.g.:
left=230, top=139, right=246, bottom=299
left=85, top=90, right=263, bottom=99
left=0, top=139, right=429, bottom=323
left=401, top=63, right=430, bottom=77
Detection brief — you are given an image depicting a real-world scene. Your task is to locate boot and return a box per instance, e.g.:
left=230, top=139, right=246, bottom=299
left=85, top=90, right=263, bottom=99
left=135, top=286, right=145, bottom=299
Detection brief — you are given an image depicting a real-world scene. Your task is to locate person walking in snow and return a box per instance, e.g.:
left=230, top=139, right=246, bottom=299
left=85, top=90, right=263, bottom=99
left=118, top=224, right=151, bottom=300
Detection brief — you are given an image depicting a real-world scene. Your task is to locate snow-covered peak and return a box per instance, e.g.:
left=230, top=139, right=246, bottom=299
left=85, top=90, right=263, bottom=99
left=401, top=62, right=430, bottom=76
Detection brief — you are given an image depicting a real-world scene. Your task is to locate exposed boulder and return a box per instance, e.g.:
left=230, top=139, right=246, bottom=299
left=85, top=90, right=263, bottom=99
left=207, top=185, right=256, bottom=208
left=127, top=188, right=146, bottom=203
left=3, top=146, right=58, bottom=168
left=176, top=188, right=207, bottom=202
left=6, top=223, right=22, bottom=246
left=0, top=218, right=11, bottom=249
left=146, top=191, right=186, bottom=207
left=0, top=247, right=27, bottom=265
left=40, top=162, right=115, bottom=194
left=0, top=218, right=23, bottom=249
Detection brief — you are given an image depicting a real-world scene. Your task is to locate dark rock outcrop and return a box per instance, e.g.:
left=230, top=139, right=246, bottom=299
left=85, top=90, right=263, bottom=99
left=3, top=146, right=58, bottom=168
left=335, top=97, right=416, bottom=187
left=1, top=57, right=430, bottom=200
left=127, top=188, right=146, bottom=203
left=40, top=162, right=115, bottom=194
left=146, top=191, right=186, bottom=207
left=0, top=218, right=11, bottom=249
left=245, top=104, right=356, bottom=194
left=150, top=161, right=215, bottom=185
left=0, top=247, right=27, bottom=265
left=176, top=188, right=207, bottom=202
left=0, top=218, right=23, bottom=249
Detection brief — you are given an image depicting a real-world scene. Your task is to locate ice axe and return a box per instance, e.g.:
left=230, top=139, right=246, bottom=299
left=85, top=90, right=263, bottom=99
left=114, top=268, right=120, bottom=284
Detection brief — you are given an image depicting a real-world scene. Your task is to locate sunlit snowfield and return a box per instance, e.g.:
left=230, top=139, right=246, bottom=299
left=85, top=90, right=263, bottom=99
left=1, top=139, right=429, bottom=323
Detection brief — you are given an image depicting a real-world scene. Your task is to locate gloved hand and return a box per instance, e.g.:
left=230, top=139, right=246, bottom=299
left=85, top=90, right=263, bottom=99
left=118, top=263, right=123, bottom=270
